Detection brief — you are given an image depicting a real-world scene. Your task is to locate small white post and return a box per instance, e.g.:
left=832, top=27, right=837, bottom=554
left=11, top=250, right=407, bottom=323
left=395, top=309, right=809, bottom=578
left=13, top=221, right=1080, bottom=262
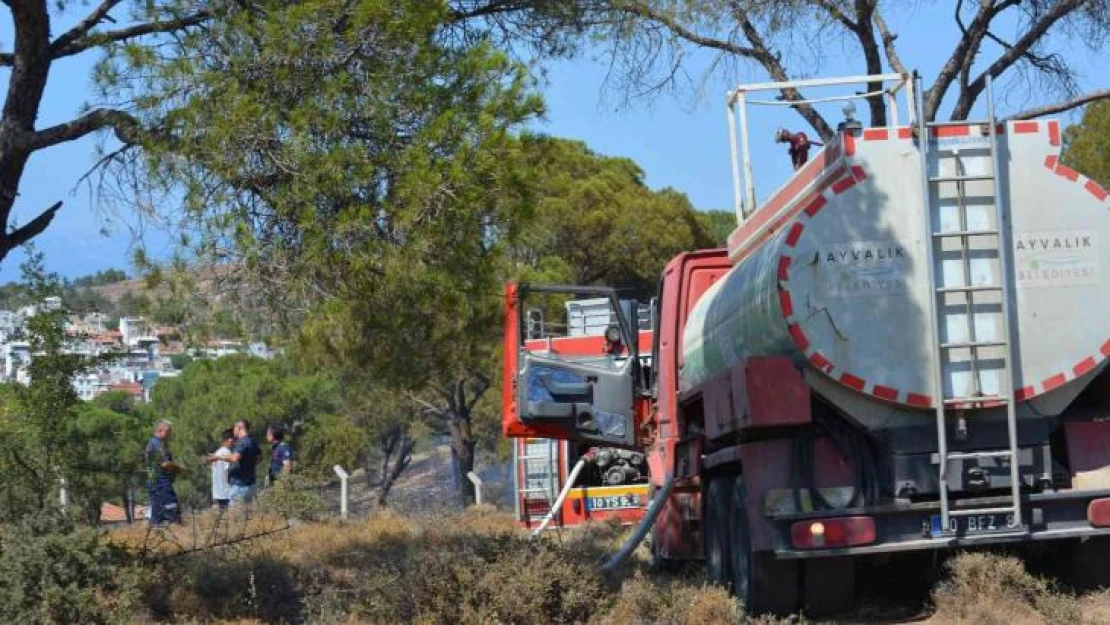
left=59, top=477, right=69, bottom=509
left=333, top=465, right=349, bottom=520
left=466, top=471, right=483, bottom=505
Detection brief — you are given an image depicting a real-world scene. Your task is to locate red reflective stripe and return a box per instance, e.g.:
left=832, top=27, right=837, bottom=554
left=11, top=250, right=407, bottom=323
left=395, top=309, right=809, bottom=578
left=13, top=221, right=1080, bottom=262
left=777, top=256, right=791, bottom=281
left=863, top=128, right=888, bottom=141
left=809, top=352, right=831, bottom=371
left=872, top=385, right=898, bottom=401
left=803, top=194, right=827, bottom=217
left=785, top=222, right=805, bottom=247
left=831, top=176, right=857, bottom=195
left=839, top=372, right=865, bottom=391
left=778, top=289, right=793, bottom=317
left=1013, top=121, right=1039, bottom=134
left=1045, top=155, right=1058, bottom=169
left=843, top=132, right=856, bottom=156
left=932, top=126, right=970, bottom=138
left=788, top=324, right=809, bottom=351
left=1102, top=339, right=1110, bottom=357
left=1043, top=373, right=1067, bottom=392
left=1075, top=357, right=1098, bottom=377
left=1015, top=386, right=1035, bottom=401
left=1086, top=180, right=1108, bottom=202
left=907, top=393, right=932, bottom=408
left=851, top=165, right=866, bottom=181
left=1049, top=121, right=1061, bottom=146
left=1056, top=165, right=1079, bottom=182
left=898, top=127, right=912, bottom=139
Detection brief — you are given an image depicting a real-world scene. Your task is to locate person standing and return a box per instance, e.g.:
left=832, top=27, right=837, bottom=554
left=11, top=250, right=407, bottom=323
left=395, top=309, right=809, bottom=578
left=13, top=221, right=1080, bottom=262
left=224, top=419, right=261, bottom=505
left=144, top=420, right=183, bottom=526
left=266, top=425, right=293, bottom=486
left=208, top=429, right=235, bottom=510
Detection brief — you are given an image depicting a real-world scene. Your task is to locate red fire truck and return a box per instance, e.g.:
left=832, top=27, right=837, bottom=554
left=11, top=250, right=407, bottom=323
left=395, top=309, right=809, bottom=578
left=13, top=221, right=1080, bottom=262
left=502, top=72, right=1110, bottom=614
left=512, top=298, right=653, bottom=529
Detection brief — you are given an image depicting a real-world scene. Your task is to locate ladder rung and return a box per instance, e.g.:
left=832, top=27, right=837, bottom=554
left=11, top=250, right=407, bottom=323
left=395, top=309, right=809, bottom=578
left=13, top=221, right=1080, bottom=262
left=940, top=340, right=1007, bottom=349
left=937, top=284, right=1002, bottom=293
left=520, top=488, right=552, bottom=494
left=929, top=174, right=994, bottom=183
left=518, top=455, right=553, bottom=460
left=945, top=450, right=1013, bottom=461
left=943, top=397, right=1009, bottom=406
left=948, top=507, right=1017, bottom=517
left=933, top=229, right=999, bottom=238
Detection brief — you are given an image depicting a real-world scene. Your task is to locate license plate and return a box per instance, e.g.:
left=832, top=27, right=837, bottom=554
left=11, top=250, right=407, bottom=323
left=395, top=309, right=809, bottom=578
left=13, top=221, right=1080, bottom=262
left=585, top=494, right=642, bottom=511
left=929, top=513, right=1016, bottom=537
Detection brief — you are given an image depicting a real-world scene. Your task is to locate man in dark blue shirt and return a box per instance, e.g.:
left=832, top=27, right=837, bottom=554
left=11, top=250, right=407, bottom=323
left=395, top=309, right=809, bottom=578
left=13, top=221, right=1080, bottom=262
left=220, top=419, right=261, bottom=505
left=266, top=425, right=293, bottom=485
left=144, top=420, right=183, bottom=526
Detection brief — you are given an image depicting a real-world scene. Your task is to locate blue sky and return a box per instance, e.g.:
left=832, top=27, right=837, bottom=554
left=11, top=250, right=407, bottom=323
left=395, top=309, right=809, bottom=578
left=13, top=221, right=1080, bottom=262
left=1, top=3, right=1105, bottom=281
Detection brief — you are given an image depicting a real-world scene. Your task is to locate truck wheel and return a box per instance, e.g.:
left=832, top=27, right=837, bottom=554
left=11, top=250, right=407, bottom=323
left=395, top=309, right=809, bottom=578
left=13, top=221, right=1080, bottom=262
left=1065, top=536, right=1110, bottom=590
left=729, top=473, right=799, bottom=615
left=703, top=476, right=732, bottom=586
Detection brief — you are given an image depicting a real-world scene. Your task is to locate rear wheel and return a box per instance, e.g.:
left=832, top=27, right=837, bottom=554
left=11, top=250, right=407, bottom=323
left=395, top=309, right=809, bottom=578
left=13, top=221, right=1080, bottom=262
left=703, top=476, right=732, bottom=586
left=729, top=473, right=799, bottom=615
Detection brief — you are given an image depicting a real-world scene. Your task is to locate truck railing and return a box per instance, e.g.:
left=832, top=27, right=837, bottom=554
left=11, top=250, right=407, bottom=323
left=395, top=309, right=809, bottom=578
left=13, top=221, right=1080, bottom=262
left=726, top=71, right=915, bottom=223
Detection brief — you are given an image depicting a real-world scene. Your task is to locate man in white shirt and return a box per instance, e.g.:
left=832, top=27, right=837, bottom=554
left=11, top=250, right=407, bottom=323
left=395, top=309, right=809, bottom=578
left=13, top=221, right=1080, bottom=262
left=211, top=428, right=235, bottom=511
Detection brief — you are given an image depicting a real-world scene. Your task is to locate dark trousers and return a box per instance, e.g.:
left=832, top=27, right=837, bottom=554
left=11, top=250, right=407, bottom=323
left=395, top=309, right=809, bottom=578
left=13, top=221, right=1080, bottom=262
left=149, top=481, right=180, bottom=526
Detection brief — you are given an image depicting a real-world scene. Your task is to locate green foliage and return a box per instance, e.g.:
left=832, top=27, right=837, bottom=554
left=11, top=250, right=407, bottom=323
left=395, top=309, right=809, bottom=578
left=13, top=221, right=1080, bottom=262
left=0, top=251, right=138, bottom=524
left=147, top=355, right=344, bottom=501
left=696, top=209, right=737, bottom=248
left=1063, top=101, right=1110, bottom=186
left=256, top=473, right=328, bottom=521
left=507, top=136, right=720, bottom=299
left=0, top=508, right=142, bottom=624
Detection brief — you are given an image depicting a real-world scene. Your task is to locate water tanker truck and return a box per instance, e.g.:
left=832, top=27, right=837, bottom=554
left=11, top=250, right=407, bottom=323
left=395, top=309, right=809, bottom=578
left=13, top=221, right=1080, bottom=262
left=501, top=72, right=1110, bottom=614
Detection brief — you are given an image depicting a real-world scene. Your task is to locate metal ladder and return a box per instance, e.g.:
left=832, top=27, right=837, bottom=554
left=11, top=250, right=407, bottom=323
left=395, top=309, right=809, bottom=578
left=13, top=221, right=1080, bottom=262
left=516, top=438, right=561, bottom=526
left=915, top=75, right=1022, bottom=534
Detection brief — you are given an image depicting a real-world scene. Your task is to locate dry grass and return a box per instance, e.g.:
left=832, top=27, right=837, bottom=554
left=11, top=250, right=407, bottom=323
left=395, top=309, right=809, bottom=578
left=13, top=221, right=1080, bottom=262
left=93, top=509, right=1110, bottom=624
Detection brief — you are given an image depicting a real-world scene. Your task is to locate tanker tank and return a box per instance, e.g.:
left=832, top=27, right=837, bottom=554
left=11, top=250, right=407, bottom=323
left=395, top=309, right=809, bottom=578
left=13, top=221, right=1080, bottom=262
left=681, top=121, right=1110, bottom=425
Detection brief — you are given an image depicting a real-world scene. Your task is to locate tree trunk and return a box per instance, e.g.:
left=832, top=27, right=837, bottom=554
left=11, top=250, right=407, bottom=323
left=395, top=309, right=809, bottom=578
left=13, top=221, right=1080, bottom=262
left=449, top=417, right=477, bottom=505
left=377, top=436, right=415, bottom=506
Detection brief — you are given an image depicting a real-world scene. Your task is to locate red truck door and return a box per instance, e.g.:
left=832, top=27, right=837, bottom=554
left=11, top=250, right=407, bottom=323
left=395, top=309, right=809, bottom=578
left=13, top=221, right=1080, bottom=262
left=503, top=283, right=642, bottom=448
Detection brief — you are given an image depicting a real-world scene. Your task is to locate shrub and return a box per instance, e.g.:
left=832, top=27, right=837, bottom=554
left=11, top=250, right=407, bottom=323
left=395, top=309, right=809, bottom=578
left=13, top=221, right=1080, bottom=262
left=932, top=552, right=1084, bottom=625
left=0, top=509, right=143, bottom=624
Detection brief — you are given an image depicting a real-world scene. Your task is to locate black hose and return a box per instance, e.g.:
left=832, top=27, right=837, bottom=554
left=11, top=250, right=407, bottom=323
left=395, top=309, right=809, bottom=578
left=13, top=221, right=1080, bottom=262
left=792, top=412, right=880, bottom=512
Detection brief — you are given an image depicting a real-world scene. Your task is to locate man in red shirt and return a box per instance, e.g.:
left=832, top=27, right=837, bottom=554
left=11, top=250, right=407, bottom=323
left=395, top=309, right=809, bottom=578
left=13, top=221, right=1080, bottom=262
left=776, top=129, right=821, bottom=170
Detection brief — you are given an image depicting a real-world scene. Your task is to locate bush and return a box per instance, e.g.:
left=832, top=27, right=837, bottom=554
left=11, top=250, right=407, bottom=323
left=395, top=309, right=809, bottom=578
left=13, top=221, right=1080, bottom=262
left=256, top=473, right=328, bottom=521
left=0, top=509, right=143, bottom=624
left=932, top=552, right=1084, bottom=625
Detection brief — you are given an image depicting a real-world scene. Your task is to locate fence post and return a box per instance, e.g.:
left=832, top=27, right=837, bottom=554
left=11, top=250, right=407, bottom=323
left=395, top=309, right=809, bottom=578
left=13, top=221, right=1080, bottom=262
left=333, top=465, right=349, bottom=520
left=466, top=471, right=483, bottom=506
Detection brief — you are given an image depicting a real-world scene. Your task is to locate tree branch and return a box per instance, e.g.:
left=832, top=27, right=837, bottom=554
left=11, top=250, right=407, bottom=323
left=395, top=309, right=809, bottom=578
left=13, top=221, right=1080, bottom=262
left=1007, top=89, right=1110, bottom=120
left=924, top=0, right=1018, bottom=121
left=872, top=9, right=906, bottom=74
left=29, top=108, right=146, bottom=150
left=1, top=201, right=62, bottom=257
left=52, top=10, right=211, bottom=63
left=614, top=2, right=758, bottom=57
left=952, top=0, right=1085, bottom=119
left=50, top=0, right=123, bottom=55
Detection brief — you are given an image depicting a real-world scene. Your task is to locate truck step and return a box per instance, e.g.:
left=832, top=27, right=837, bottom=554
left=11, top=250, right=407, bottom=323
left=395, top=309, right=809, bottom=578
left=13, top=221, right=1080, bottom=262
left=932, top=229, right=999, bottom=238
left=943, top=396, right=1009, bottom=405
left=948, top=506, right=1018, bottom=517
left=929, top=174, right=995, bottom=183
left=936, top=284, right=1002, bottom=293
left=940, top=340, right=1007, bottom=349
left=945, top=450, right=1013, bottom=461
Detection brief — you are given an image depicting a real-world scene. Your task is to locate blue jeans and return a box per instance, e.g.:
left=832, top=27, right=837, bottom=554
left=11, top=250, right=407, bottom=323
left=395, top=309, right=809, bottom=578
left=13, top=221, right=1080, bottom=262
left=229, top=484, right=255, bottom=505
left=149, top=482, right=180, bottom=525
